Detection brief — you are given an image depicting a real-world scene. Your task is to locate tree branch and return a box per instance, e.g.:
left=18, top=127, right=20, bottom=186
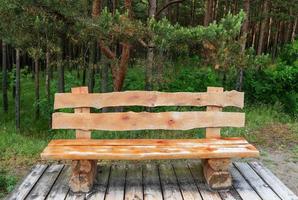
left=156, top=0, right=186, bottom=18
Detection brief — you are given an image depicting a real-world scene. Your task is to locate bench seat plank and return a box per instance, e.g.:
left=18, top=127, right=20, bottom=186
left=41, top=138, right=259, bottom=160
left=48, top=138, right=249, bottom=146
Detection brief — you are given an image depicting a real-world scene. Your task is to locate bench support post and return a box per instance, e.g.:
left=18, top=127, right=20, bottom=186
left=69, top=160, right=97, bottom=192
left=203, top=159, right=232, bottom=190
left=203, top=87, right=232, bottom=190
left=69, top=87, right=97, bottom=193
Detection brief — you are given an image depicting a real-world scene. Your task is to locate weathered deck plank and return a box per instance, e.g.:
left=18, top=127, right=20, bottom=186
left=249, top=161, right=298, bottom=200
left=188, top=161, right=222, bottom=200
left=6, top=164, right=48, bottom=200
left=87, top=164, right=111, bottom=200
left=6, top=161, right=298, bottom=200
left=26, top=164, right=63, bottom=200
left=234, top=162, right=281, bottom=200
left=143, top=164, right=163, bottom=200
left=159, top=163, right=183, bottom=200
left=230, top=166, right=262, bottom=200
left=104, top=164, right=126, bottom=200
left=125, top=164, right=143, bottom=200
left=172, top=161, right=202, bottom=200
left=46, top=165, right=70, bottom=200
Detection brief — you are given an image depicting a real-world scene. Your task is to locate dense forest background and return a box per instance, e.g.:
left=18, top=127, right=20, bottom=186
left=0, top=0, right=298, bottom=125
left=0, top=0, right=298, bottom=197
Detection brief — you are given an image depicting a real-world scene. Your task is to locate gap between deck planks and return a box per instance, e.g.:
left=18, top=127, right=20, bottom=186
left=6, top=161, right=298, bottom=200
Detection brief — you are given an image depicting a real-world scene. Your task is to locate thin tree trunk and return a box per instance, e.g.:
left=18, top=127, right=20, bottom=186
left=2, top=41, right=8, bottom=113
left=291, top=18, right=297, bottom=42
left=204, top=0, right=213, bottom=26
left=266, top=17, right=273, bottom=52
left=257, top=0, right=268, bottom=55
left=45, top=51, right=51, bottom=101
left=15, top=49, right=20, bottom=130
left=236, top=0, right=249, bottom=91
left=88, top=42, right=96, bottom=93
left=58, top=38, right=65, bottom=92
left=145, top=0, right=156, bottom=91
left=272, top=21, right=281, bottom=59
left=34, top=57, right=40, bottom=119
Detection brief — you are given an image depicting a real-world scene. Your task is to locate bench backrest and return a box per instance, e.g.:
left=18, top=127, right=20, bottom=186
left=52, top=86, right=244, bottom=139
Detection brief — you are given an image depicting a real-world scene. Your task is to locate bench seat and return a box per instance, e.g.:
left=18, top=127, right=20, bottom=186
left=41, top=137, right=259, bottom=160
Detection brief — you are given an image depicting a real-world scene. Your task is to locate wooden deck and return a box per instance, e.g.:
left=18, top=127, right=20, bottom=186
left=6, top=161, right=298, bottom=200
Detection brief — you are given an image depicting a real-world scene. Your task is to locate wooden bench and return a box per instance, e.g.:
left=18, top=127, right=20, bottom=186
left=41, top=86, right=259, bottom=192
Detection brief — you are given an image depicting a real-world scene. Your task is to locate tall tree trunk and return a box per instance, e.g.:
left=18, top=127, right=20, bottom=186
left=272, top=21, right=281, bottom=59
left=257, top=0, right=268, bottom=55
left=15, top=49, right=20, bottom=130
left=34, top=57, right=40, bottom=119
left=2, top=41, right=8, bottom=113
left=145, top=0, right=157, bottom=91
left=58, top=38, right=66, bottom=92
left=58, top=61, right=65, bottom=92
left=266, top=17, right=273, bottom=52
left=291, top=18, right=297, bottom=42
left=236, top=0, right=249, bottom=91
left=88, top=42, right=96, bottom=93
left=204, top=0, right=213, bottom=26
left=45, top=50, right=51, bottom=101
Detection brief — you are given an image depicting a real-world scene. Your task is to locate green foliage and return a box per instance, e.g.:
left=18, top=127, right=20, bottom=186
left=279, top=40, right=298, bottom=66
left=149, top=11, right=245, bottom=52
left=243, top=64, right=298, bottom=116
left=0, top=171, right=17, bottom=198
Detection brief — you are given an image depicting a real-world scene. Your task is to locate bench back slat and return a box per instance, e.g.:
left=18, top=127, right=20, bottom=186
left=54, top=90, right=244, bottom=110
left=52, top=111, right=245, bottom=131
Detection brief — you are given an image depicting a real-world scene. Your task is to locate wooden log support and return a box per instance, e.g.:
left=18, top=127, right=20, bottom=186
left=203, top=87, right=232, bottom=190
left=69, top=160, right=97, bottom=193
left=69, top=87, right=97, bottom=193
left=203, top=159, right=232, bottom=190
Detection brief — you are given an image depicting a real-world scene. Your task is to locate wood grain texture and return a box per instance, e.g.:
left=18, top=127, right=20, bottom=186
left=203, top=159, right=232, bottom=190
left=230, top=166, right=262, bottom=200
left=6, top=164, right=48, bottom=200
left=88, top=165, right=111, bottom=200
left=52, top=111, right=245, bottom=131
left=69, top=160, right=97, bottom=193
left=26, top=164, right=64, bottom=200
left=125, top=164, right=143, bottom=200
left=159, top=163, right=183, bottom=200
left=41, top=143, right=259, bottom=160
left=206, top=87, right=224, bottom=139
left=188, top=161, right=222, bottom=200
left=65, top=191, right=85, bottom=200
left=54, top=90, right=244, bottom=109
left=172, top=162, right=202, bottom=200
left=234, top=162, right=281, bottom=200
left=105, top=164, right=126, bottom=200
left=48, top=137, right=250, bottom=146
left=72, top=87, right=91, bottom=139
left=143, top=164, right=163, bottom=200
left=249, top=162, right=298, bottom=200
left=46, top=165, right=70, bottom=200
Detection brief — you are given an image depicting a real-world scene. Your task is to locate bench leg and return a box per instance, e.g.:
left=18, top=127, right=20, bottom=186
left=69, top=160, right=97, bottom=193
left=203, top=159, right=232, bottom=190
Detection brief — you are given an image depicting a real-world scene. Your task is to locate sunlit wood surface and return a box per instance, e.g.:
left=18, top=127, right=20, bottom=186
left=6, top=161, right=298, bottom=200
left=41, top=138, right=259, bottom=160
